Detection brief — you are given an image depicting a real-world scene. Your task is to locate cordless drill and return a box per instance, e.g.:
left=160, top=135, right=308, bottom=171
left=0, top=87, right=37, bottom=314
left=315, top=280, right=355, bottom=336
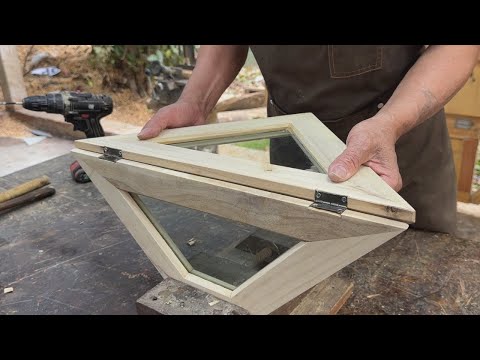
left=4, top=91, right=113, bottom=183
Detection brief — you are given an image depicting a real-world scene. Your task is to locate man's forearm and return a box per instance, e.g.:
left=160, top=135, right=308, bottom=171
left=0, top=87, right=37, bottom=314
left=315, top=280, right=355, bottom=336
left=374, top=45, right=480, bottom=140
left=179, top=45, right=249, bottom=116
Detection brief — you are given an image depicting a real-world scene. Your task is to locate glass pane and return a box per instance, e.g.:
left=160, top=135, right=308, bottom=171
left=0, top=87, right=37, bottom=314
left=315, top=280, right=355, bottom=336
left=171, top=131, right=326, bottom=173
left=132, top=194, right=301, bottom=290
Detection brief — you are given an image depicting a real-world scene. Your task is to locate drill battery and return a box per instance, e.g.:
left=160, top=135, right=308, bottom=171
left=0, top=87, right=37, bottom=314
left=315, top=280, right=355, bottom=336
left=69, top=160, right=90, bottom=183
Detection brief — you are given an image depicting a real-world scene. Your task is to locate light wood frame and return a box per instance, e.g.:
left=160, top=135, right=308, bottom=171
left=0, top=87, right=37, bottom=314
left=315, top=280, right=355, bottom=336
left=73, top=113, right=414, bottom=314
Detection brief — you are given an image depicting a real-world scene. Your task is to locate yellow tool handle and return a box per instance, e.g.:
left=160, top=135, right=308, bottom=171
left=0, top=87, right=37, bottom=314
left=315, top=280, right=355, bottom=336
left=0, top=176, right=51, bottom=203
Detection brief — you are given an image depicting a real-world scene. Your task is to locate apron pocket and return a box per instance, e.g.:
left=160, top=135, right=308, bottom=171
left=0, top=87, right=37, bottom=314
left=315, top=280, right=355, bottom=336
left=328, top=45, right=383, bottom=78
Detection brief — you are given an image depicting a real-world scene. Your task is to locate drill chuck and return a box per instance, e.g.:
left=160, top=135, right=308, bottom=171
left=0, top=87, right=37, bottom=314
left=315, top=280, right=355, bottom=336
left=22, top=93, right=63, bottom=113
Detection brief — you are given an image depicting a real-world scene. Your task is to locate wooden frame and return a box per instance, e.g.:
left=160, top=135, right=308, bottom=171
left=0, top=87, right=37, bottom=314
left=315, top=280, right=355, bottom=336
left=73, top=113, right=414, bottom=314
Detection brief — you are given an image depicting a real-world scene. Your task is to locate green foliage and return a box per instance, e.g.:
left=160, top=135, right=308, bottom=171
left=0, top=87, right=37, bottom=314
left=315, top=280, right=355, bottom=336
left=91, top=45, right=188, bottom=97
left=92, top=45, right=185, bottom=71
left=234, top=139, right=270, bottom=151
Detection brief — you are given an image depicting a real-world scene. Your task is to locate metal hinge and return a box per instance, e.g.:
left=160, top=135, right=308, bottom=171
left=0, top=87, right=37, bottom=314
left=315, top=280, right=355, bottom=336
left=99, top=147, right=123, bottom=162
left=310, top=190, right=347, bottom=214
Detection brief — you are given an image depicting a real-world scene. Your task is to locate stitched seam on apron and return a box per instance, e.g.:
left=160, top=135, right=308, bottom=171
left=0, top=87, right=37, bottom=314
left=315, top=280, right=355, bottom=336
left=332, top=46, right=382, bottom=75
left=321, top=82, right=397, bottom=124
left=329, top=46, right=383, bottom=78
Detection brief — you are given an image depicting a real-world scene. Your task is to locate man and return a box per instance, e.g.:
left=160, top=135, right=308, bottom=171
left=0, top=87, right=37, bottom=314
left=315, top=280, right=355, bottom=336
left=138, top=45, right=480, bottom=234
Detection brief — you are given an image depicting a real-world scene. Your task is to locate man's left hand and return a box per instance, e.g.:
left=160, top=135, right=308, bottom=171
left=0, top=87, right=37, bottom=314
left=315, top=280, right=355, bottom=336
left=327, top=117, right=403, bottom=191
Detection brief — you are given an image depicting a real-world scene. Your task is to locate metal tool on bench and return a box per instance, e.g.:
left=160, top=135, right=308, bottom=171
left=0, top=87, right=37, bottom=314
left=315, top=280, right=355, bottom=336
left=2, top=91, right=113, bottom=183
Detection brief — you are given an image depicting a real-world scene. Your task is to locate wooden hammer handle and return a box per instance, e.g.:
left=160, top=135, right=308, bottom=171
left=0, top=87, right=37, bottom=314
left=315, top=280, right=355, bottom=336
left=0, top=186, right=56, bottom=214
left=0, top=176, right=50, bottom=203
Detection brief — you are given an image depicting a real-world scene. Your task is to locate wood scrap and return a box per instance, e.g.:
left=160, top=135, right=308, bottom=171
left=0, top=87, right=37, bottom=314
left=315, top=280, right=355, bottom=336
left=0, top=175, right=50, bottom=203
left=0, top=186, right=55, bottom=214
left=271, top=274, right=354, bottom=315
left=207, top=91, right=267, bottom=124
left=243, top=86, right=265, bottom=93
left=214, top=91, right=266, bottom=113
left=216, top=107, right=267, bottom=123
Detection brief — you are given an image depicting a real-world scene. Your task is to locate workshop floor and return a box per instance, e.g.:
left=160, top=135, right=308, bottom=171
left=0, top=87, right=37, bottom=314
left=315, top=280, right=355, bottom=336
left=0, top=151, right=479, bottom=315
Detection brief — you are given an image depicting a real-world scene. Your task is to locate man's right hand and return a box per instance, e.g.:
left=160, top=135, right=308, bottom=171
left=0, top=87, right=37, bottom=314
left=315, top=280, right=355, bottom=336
left=137, top=100, right=206, bottom=140
left=137, top=45, right=249, bottom=140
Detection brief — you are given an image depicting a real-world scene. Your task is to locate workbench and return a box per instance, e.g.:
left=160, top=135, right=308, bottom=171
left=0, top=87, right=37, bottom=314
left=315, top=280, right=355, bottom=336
left=1, top=154, right=479, bottom=315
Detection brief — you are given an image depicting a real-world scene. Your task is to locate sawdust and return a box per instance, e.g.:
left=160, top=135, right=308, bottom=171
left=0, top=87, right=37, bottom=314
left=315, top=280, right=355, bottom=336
left=0, top=112, right=32, bottom=138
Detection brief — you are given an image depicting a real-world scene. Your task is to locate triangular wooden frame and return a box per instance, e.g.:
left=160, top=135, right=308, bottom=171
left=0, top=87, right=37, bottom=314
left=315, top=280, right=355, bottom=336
left=73, top=113, right=414, bottom=314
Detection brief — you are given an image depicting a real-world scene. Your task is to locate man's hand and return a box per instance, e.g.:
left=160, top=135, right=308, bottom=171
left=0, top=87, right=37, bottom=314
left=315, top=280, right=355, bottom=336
left=138, top=45, right=248, bottom=140
left=137, top=101, right=206, bottom=140
left=328, top=117, right=403, bottom=191
left=327, top=46, right=479, bottom=192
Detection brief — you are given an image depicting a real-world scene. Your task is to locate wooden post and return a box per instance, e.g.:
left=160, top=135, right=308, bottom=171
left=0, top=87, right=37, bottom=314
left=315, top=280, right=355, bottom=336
left=0, top=46, right=28, bottom=109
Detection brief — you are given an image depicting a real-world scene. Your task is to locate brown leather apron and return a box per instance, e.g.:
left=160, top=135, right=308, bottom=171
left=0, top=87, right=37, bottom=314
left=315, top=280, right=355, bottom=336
left=249, top=45, right=457, bottom=234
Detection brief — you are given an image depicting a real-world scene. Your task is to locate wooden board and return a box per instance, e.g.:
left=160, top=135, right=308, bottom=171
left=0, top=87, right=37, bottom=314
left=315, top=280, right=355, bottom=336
left=271, top=274, right=353, bottom=315
left=136, top=278, right=249, bottom=315
left=448, top=122, right=479, bottom=203
left=0, top=46, right=27, bottom=104
left=446, top=112, right=480, bottom=203
left=74, top=149, right=407, bottom=243
left=458, top=138, right=478, bottom=193
left=74, top=113, right=415, bottom=223
left=446, top=113, right=480, bottom=139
